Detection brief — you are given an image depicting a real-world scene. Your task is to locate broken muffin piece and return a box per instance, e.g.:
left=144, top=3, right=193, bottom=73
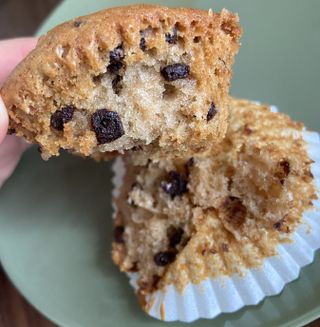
left=1, top=5, right=241, bottom=160
left=112, top=98, right=317, bottom=308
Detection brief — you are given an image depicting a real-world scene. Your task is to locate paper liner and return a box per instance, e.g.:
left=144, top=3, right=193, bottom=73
left=111, top=107, right=320, bottom=322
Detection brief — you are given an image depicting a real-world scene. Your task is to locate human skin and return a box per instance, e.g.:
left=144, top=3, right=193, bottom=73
left=0, top=38, right=37, bottom=187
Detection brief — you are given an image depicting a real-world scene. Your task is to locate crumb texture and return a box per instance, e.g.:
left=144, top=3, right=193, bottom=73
left=112, top=98, right=317, bottom=302
left=1, top=5, right=241, bottom=160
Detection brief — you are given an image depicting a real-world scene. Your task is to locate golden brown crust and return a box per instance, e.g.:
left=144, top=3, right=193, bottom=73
left=1, top=5, right=241, bottom=159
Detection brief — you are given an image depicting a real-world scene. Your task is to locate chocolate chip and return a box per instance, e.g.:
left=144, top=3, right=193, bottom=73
left=7, top=128, right=16, bottom=135
left=275, top=160, right=291, bottom=183
left=273, top=217, right=290, bottom=233
left=161, top=171, right=188, bottom=199
left=167, top=226, right=184, bottom=248
left=73, top=21, right=82, bottom=27
left=139, top=30, right=147, bottom=51
left=165, top=33, right=176, bottom=44
left=222, top=196, right=247, bottom=228
left=107, top=44, right=125, bottom=74
left=114, top=226, right=125, bottom=243
left=207, top=102, right=217, bottom=121
left=160, top=64, right=190, bottom=82
left=107, top=61, right=124, bottom=74
left=139, top=37, right=146, bottom=51
left=112, top=75, right=123, bottom=95
left=109, top=44, right=124, bottom=62
left=280, top=160, right=290, bottom=176
left=91, top=109, right=124, bottom=144
left=50, top=105, right=74, bottom=131
left=165, top=26, right=178, bottom=44
left=37, top=146, right=42, bottom=154
left=154, top=251, right=176, bottom=266
left=193, top=36, right=201, bottom=43
left=273, top=219, right=284, bottom=231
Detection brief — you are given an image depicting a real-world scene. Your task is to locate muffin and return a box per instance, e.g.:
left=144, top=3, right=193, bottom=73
left=112, top=98, right=318, bottom=319
left=0, top=5, right=241, bottom=160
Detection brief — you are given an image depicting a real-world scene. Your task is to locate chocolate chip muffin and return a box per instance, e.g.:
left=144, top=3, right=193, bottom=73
left=112, top=98, right=317, bottom=308
left=1, top=5, right=241, bottom=160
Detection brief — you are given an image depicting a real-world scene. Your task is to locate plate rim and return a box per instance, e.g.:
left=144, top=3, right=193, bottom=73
left=2, top=254, right=320, bottom=327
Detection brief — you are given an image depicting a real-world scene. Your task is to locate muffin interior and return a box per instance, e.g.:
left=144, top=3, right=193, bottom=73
left=112, top=99, right=317, bottom=299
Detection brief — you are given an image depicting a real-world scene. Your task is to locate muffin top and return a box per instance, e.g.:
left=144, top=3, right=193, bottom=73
left=1, top=5, right=241, bottom=160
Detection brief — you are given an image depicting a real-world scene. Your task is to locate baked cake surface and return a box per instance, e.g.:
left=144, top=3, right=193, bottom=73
left=112, top=98, right=317, bottom=306
left=1, top=5, right=241, bottom=160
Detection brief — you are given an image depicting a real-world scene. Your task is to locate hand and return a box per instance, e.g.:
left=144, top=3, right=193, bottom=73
left=0, top=38, right=37, bottom=188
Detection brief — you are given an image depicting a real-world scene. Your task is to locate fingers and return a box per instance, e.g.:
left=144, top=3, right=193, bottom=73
left=0, top=37, right=38, bottom=85
left=0, top=96, right=9, bottom=143
left=0, top=135, right=29, bottom=188
left=0, top=37, right=37, bottom=143
left=0, top=94, right=29, bottom=187
left=0, top=37, right=37, bottom=186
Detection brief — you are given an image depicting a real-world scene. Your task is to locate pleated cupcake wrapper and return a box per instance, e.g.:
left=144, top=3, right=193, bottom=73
left=111, top=106, right=320, bottom=323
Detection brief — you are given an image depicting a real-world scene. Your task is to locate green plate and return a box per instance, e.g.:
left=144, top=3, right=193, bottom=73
left=0, top=1, right=319, bottom=327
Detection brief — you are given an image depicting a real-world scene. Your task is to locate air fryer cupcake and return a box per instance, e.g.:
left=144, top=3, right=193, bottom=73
left=112, top=98, right=317, bottom=311
left=1, top=5, right=241, bottom=160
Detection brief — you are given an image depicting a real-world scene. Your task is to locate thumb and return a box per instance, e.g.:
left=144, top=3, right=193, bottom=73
left=0, top=97, right=28, bottom=188
left=0, top=96, right=9, bottom=144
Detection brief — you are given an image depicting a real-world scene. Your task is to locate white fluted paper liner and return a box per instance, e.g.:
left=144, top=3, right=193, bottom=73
left=111, top=106, right=320, bottom=322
